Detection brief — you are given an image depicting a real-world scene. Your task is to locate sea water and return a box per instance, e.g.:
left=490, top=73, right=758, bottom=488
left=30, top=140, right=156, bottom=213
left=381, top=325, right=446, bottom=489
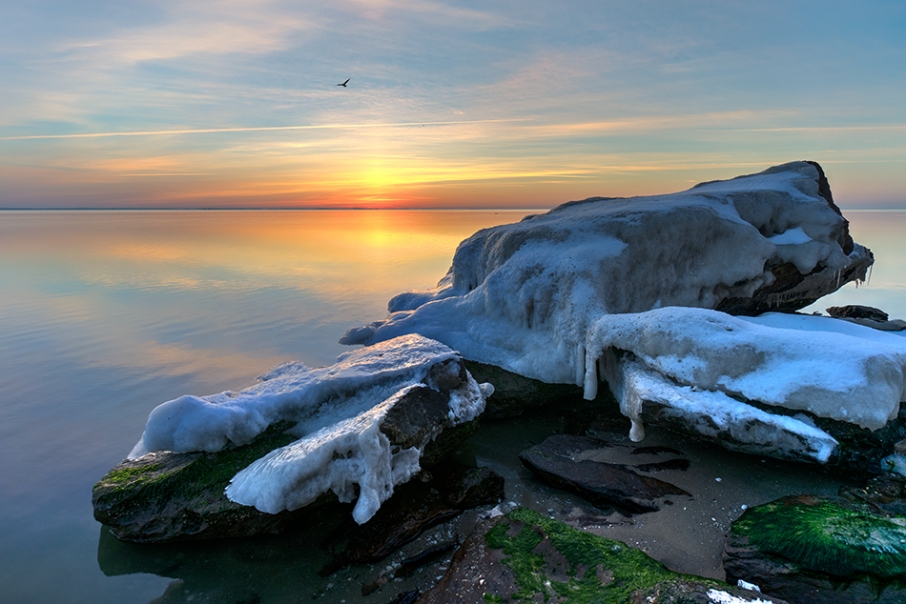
left=0, top=209, right=903, bottom=603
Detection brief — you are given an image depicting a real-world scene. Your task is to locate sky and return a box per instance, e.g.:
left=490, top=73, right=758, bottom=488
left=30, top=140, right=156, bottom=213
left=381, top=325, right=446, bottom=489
left=1, top=1, right=905, bottom=209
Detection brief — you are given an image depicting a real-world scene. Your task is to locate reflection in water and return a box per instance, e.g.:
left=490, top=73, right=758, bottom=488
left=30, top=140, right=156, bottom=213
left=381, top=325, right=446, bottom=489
left=1, top=208, right=904, bottom=603
left=0, top=209, right=532, bottom=604
left=96, top=523, right=344, bottom=604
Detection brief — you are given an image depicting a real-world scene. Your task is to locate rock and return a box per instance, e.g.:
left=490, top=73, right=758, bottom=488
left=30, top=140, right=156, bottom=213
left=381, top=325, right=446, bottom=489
left=839, top=472, right=906, bottom=516
left=463, top=359, right=582, bottom=418
left=723, top=494, right=906, bottom=603
left=94, top=335, right=491, bottom=541
left=343, top=161, right=872, bottom=388
left=827, top=305, right=906, bottom=331
left=92, top=421, right=310, bottom=542
left=321, top=465, right=504, bottom=574
left=590, top=311, right=906, bottom=475
left=630, top=580, right=789, bottom=603
left=629, top=370, right=906, bottom=476
left=417, top=507, right=785, bottom=604
left=519, top=434, right=690, bottom=513
left=828, top=304, right=890, bottom=322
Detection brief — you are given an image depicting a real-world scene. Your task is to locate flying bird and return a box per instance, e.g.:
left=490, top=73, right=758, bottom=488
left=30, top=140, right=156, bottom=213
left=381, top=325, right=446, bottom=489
left=337, top=78, right=350, bottom=87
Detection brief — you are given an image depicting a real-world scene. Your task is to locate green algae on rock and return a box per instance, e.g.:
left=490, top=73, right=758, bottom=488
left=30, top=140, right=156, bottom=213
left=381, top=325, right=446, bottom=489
left=731, top=495, right=906, bottom=578
left=724, top=493, right=906, bottom=603
left=93, top=421, right=304, bottom=542
left=418, top=507, right=785, bottom=603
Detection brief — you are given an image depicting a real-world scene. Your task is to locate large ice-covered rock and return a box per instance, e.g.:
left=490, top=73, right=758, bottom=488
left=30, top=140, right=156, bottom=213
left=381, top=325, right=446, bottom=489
left=95, top=335, right=493, bottom=538
left=342, top=161, right=872, bottom=386
left=340, top=162, right=906, bottom=469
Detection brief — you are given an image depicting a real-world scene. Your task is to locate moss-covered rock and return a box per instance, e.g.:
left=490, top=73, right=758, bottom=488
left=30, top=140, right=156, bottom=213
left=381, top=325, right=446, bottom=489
left=92, top=421, right=309, bottom=542
left=92, top=413, right=482, bottom=543
left=724, top=494, right=906, bottom=603
left=418, top=507, right=785, bottom=603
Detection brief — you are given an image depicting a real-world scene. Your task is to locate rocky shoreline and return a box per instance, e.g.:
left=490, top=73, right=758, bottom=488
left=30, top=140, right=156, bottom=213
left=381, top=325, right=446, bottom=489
left=93, top=162, right=906, bottom=603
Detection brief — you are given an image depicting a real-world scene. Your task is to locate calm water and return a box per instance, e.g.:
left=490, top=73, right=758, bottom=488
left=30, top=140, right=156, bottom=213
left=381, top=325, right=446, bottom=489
left=0, top=208, right=904, bottom=603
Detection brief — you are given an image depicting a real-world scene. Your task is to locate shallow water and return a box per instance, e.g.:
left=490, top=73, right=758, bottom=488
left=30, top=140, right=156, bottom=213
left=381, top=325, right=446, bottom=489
left=0, top=208, right=904, bottom=603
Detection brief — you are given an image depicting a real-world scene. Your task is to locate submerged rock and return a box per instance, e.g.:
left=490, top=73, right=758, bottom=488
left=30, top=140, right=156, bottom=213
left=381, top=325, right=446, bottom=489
left=519, top=434, right=690, bottom=513
left=723, top=494, right=906, bottom=603
left=417, top=507, right=787, bottom=604
left=93, top=335, right=492, bottom=541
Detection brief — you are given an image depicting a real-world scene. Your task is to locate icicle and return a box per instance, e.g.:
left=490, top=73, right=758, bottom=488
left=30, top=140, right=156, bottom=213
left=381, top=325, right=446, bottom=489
left=583, top=348, right=598, bottom=401
left=575, top=342, right=586, bottom=388
left=619, top=368, right=646, bottom=442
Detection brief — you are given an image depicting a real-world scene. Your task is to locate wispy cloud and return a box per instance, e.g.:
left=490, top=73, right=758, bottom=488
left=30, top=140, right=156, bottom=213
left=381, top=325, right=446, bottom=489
left=0, top=118, right=531, bottom=141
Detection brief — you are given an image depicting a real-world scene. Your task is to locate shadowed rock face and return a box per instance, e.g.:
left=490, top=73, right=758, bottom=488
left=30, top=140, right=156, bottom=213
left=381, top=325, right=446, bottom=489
left=724, top=494, right=906, bottom=604
left=321, top=465, right=504, bottom=574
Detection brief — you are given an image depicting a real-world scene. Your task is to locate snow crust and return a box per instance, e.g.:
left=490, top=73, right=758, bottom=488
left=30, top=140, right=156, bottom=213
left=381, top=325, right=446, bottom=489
left=342, top=161, right=860, bottom=386
left=129, top=334, right=489, bottom=524
left=609, top=356, right=839, bottom=462
left=585, top=308, right=906, bottom=431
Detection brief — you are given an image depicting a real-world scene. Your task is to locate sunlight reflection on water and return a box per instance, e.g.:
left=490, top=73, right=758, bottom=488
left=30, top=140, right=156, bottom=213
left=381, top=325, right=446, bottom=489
left=0, top=208, right=903, bottom=603
left=0, top=209, right=533, bottom=604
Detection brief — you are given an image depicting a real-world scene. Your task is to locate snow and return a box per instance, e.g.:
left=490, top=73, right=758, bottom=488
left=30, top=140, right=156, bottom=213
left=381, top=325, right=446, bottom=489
left=340, top=162, right=906, bottom=454
left=706, top=588, right=773, bottom=604
left=342, top=162, right=865, bottom=386
left=133, top=334, right=464, bottom=457
left=607, top=355, right=840, bottom=462
left=586, top=308, right=906, bottom=431
left=129, top=334, right=490, bottom=524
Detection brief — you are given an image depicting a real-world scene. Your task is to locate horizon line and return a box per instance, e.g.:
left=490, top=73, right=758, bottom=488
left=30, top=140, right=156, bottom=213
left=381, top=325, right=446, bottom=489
left=2, top=204, right=905, bottom=212
left=0, top=205, right=556, bottom=211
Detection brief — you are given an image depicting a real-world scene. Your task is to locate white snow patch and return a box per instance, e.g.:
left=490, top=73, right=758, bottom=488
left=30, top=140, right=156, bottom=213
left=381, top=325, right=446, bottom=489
left=707, top=588, right=773, bottom=604
left=769, top=226, right=811, bottom=245
left=604, top=356, right=839, bottom=462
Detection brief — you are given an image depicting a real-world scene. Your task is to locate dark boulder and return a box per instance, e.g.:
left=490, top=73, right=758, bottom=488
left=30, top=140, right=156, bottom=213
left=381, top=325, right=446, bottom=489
left=519, top=434, right=690, bottom=513
left=321, top=465, right=504, bottom=574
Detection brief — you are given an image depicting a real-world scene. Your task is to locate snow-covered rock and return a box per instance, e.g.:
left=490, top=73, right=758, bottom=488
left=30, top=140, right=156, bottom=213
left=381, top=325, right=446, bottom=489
left=342, top=161, right=872, bottom=386
left=119, top=335, right=491, bottom=525
left=588, top=308, right=906, bottom=463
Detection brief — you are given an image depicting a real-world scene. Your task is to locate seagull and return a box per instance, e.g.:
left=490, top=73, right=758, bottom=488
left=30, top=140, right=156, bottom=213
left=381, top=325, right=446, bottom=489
left=337, top=78, right=350, bottom=87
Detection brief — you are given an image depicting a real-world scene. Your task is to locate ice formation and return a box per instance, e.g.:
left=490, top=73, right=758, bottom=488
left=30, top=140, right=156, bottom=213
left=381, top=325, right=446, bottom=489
left=586, top=308, right=906, bottom=432
left=342, top=161, right=871, bottom=385
left=341, top=162, right=905, bottom=455
left=129, top=334, right=490, bottom=524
